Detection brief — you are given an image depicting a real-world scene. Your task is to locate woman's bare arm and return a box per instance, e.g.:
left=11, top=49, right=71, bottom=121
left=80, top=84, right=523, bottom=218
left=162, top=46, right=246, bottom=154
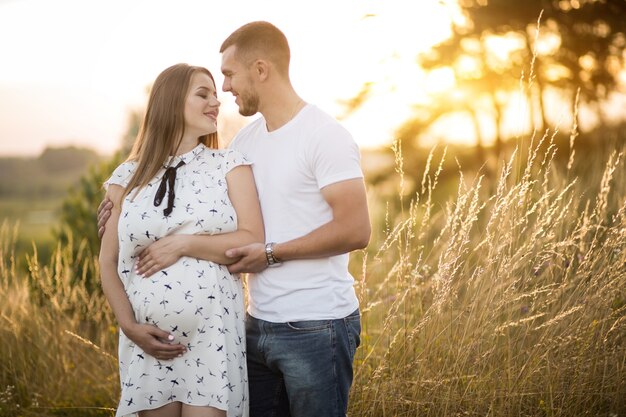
left=99, top=184, right=186, bottom=359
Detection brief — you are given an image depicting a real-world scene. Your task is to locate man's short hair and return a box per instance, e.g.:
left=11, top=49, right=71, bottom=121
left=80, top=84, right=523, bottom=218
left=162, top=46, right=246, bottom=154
left=220, top=21, right=290, bottom=75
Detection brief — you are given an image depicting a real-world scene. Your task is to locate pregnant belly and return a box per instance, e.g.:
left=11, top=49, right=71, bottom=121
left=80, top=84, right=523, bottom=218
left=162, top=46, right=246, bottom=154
left=125, top=259, right=229, bottom=346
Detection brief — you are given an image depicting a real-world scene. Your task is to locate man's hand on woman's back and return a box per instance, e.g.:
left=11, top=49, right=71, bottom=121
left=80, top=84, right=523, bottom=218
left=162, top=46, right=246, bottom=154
left=97, top=198, right=113, bottom=239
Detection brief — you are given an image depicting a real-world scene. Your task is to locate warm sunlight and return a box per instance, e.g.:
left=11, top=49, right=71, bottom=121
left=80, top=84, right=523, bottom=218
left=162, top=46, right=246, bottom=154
left=0, top=0, right=454, bottom=156
left=424, top=68, right=456, bottom=95
left=3, top=2, right=626, bottom=415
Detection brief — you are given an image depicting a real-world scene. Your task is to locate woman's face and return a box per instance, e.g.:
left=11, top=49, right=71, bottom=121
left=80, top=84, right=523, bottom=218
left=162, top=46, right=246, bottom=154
left=184, top=72, right=220, bottom=137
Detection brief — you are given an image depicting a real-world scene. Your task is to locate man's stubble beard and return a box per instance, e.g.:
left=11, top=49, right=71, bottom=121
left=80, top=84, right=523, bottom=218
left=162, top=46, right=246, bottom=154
left=238, top=89, right=260, bottom=117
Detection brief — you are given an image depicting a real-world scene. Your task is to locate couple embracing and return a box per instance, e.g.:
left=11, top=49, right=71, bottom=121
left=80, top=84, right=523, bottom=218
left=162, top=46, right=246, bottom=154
left=98, top=21, right=370, bottom=417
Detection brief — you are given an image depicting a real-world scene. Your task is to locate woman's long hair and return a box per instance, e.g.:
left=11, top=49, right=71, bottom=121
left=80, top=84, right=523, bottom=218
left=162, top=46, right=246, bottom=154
left=122, top=63, right=218, bottom=201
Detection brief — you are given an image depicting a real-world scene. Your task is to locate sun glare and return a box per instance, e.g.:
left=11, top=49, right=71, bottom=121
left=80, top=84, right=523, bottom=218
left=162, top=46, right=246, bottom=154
left=535, top=32, right=562, bottom=56
left=331, top=0, right=455, bottom=148
left=484, top=33, right=526, bottom=62
left=0, top=0, right=458, bottom=155
left=424, top=68, right=456, bottom=94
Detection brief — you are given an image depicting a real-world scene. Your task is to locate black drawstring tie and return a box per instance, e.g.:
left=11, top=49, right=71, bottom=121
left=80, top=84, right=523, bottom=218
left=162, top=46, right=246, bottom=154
left=154, top=160, right=185, bottom=217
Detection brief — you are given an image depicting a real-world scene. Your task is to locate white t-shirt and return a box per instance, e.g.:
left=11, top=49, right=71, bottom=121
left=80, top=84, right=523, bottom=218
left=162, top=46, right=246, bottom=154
left=229, top=104, right=363, bottom=322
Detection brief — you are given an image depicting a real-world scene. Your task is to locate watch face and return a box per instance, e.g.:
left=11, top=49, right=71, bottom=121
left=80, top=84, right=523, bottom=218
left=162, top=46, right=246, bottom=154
left=264, top=242, right=280, bottom=266
left=265, top=243, right=274, bottom=265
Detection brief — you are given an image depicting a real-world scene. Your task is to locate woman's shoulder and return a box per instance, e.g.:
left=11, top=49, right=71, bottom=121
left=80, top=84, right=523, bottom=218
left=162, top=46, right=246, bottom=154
left=197, top=147, right=248, bottom=163
left=221, top=148, right=251, bottom=170
left=114, top=159, right=138, bottom=171
left=104, top=160, right=137, bottom=189
left=196, top=147, right=251, bottom=176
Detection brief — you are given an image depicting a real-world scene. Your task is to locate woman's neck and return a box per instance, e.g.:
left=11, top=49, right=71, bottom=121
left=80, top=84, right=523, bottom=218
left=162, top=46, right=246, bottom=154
left=173, top=137, right=200, bottom=156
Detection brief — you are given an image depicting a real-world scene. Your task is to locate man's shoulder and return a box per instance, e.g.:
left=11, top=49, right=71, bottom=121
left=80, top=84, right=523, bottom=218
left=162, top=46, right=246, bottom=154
left=301, top=104, right=337, bottom=127
left=300, top=106, right=356, bottom=151
left=301, top=105, right=349, bottom=136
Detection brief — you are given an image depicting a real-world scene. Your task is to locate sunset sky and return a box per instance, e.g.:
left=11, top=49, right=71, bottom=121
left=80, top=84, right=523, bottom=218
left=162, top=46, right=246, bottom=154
left=0, top=0, right=456, bottom=156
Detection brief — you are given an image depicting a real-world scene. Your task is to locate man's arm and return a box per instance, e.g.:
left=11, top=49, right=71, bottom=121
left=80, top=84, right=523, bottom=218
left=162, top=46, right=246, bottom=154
left=226, top=178, right=370, bottom=273
left=134, top=165, right=264, bottom=277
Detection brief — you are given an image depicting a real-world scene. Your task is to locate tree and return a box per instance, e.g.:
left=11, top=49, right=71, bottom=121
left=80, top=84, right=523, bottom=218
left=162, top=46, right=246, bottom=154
left=52, top=109, right=142, bottom=291
left=418, top=0, right=626, bottom=151
left=38, top=146, right=101, bottom=173
left=54, top=153, right=126, bottom=256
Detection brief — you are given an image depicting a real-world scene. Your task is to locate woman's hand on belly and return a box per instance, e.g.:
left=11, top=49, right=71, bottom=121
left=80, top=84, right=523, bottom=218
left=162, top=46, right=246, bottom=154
left=135, top=235, right=186, bottom=278
left=123, top=322, right=187, bottom=359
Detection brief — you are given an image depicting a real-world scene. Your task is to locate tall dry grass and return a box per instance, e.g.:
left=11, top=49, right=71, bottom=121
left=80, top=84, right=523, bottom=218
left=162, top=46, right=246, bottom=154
left=0, top=132, right=624, bottom=416
left=0, top=226, right=117, bottom=416
left=350, top=132, right=626, bottom=416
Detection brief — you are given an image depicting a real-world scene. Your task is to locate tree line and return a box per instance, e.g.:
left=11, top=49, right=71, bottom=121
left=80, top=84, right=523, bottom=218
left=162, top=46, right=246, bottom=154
left=347, top=0, right=626, bottom=156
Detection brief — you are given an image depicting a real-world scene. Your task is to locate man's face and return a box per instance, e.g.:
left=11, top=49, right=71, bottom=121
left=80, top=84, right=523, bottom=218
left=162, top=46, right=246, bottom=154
left=221, top=45, right=260, bottom=117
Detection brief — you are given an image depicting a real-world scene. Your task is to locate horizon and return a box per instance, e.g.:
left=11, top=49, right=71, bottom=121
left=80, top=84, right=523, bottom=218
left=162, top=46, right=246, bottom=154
left=0, top=0, right=455, bottom=157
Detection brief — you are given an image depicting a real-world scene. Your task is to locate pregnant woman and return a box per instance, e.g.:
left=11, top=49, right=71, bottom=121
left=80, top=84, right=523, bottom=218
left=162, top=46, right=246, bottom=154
left=99, top=63, right=263, bottom=417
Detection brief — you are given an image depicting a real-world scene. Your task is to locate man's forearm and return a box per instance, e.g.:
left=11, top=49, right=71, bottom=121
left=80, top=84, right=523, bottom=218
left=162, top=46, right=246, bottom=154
left=181, top=230, right=264, bottom=265
left=272, top=218, right=370, bottom=262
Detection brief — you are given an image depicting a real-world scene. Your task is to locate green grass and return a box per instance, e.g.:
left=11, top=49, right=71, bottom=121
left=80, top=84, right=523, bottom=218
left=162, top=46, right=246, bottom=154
left=0, top=197, right=62, bottom=268
left=0, top=197, right=60, bottom=243
left=0, top=134, right=625, bottom=416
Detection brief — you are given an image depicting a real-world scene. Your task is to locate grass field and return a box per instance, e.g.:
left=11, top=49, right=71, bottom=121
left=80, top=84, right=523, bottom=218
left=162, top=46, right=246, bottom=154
left=0, top=197, right=61, bottom=266
left=0, top=134, right=625, bottom=416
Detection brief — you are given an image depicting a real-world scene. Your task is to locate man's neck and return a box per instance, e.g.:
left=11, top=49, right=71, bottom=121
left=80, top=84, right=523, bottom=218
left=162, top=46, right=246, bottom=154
left=260, top=85, right=304, bottom=132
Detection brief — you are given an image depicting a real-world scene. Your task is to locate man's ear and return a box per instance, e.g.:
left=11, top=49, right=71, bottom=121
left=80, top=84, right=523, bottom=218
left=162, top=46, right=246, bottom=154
left=253, top=59, right=270, bottom=82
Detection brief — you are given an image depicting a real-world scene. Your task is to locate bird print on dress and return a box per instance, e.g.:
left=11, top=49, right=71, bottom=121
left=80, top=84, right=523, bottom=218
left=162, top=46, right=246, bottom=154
left=104, top=145, right=249, bottom=417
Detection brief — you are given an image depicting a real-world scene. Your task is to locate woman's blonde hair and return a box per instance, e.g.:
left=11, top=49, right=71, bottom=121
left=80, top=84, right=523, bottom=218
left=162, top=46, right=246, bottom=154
left=123, top=63, right=218, bottom=201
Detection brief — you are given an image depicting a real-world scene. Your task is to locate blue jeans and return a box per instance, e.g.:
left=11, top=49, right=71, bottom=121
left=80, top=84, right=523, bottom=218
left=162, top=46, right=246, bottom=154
left=245, top=309, right=361, bottom=417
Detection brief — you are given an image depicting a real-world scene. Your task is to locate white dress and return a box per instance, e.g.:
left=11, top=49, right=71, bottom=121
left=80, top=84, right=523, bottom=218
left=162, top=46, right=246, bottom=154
left=104, top=144, right=249, bottom=417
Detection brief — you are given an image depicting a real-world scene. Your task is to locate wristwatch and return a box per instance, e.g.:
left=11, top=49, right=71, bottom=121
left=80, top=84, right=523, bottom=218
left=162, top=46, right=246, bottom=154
left=265, top=242, right=282, bottom=266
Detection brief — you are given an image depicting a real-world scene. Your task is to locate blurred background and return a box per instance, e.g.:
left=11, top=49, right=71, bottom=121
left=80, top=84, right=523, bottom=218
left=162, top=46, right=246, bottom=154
left=1, top=1, right=626, bottom=416
left=1, top=0, right=625, bottom=259
left=0, top=0, right=452, bottom=256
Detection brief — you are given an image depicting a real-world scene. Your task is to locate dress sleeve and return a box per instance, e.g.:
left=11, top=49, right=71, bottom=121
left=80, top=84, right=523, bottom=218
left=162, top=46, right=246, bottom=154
left=103, top=161, right=137, bottom=190
left=221, top=149, right=252, bottom=175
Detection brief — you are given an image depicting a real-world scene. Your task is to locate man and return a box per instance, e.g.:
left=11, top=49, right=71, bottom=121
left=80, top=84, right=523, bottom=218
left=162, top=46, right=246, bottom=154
left=99, top=21, right=370, bottom=417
